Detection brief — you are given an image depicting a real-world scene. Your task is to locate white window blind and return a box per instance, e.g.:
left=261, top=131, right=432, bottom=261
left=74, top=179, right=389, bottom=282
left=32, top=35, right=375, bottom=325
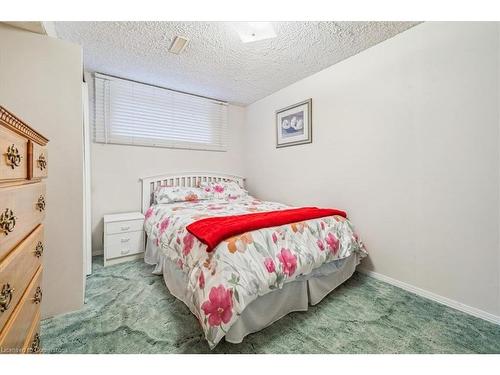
left=93, top=73, right=228, bottom=151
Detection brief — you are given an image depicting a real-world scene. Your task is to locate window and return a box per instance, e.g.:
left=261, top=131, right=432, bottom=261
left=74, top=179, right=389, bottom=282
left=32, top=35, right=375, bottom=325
left=93, top=73, right=228, bottom=151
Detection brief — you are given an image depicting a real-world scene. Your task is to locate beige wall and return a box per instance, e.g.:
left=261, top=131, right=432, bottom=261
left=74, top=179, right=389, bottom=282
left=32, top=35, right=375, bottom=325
left=86, top=71, right=245, bottom=252
left=0, top=24, right=84, bottom=318
left=243, top=22, right=500, bottom=317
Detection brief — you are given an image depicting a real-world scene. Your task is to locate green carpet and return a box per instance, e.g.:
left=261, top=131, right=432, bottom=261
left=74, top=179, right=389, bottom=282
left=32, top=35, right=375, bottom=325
left=40, top=257, right=500, bottom=354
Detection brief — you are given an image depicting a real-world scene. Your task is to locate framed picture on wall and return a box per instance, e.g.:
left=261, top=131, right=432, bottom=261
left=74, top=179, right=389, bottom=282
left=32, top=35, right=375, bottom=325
left=275, top=99, right=312, bottom=148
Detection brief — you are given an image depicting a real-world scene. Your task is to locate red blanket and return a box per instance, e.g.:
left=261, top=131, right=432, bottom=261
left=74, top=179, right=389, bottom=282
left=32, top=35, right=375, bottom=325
left=186, top=207, right=347, bottom=252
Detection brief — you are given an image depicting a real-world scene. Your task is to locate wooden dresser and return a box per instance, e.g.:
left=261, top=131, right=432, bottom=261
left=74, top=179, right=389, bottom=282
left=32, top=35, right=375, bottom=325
left=0, top=106, right=48, bottom=354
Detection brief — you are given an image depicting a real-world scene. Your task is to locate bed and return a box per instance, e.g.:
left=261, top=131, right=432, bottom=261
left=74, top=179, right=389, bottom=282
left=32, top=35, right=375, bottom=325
left=141, top=172, right=367, bottom=349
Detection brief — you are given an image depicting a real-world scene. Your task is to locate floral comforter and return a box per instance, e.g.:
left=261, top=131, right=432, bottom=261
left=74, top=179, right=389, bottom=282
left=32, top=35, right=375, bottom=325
left=144, top=196, right=367, bottom=348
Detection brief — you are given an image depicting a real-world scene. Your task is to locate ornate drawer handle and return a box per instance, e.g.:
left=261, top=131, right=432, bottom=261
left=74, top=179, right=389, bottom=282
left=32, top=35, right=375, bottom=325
left=121, top=238, right=130, bottom=243
left=30, top=333, right=41, bottom=354
left=37, top=154, right=47, bottom=171
left=34, top=241, right=44, bottom=258
left=0, top=208, right=16, bottom=235
left=5, top=144, right=22, bottom=169
left=32, top=286, right=43, bottom=304
left=120, top=226, right=130, bottom=231
left=0, top=283, right=14, bottom=313
left=36, top=195, right=46, bottom=212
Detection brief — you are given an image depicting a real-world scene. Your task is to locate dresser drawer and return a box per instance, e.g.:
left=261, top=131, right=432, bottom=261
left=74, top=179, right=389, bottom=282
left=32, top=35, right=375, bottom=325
left=23, top=312, right=40, bottom=354
left=0, top=127, right=28, bottom=183
left=105, top=219, right=144, bottom=235
left=29, top=142, right=48, bottom=180
left=0, top=225, right=43, bottom=329
left=105, top=231, right=144, bottom=260
left=0, top=183, right=46, bottom=261
left=0, top=267, right=42, bottom=354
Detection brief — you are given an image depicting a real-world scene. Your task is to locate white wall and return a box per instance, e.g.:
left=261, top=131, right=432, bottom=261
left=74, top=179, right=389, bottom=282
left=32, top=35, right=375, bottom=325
left=0, top=24, right=84, bottom=318
left=87, top=72, right=245, bottom=252
left=243, top=22, right=500, bottom=317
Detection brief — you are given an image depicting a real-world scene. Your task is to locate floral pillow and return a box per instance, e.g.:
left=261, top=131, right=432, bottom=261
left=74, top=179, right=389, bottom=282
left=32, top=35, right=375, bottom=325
left=154, top=186, right=208, bottom=204
left=200, top=181, right=248, bottom=200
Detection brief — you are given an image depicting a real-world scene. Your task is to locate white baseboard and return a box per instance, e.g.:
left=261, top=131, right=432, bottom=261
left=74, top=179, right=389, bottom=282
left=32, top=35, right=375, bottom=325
left=357, top=268, right=500, bottom=326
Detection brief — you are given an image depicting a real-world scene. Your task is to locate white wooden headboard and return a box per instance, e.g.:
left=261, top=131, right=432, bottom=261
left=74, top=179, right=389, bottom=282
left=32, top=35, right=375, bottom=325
left=139, top=172, right=246, bottom=213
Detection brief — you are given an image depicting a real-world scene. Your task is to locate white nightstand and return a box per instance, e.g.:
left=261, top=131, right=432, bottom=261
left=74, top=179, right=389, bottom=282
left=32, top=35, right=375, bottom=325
left=103, top=212, right=145, bottom=266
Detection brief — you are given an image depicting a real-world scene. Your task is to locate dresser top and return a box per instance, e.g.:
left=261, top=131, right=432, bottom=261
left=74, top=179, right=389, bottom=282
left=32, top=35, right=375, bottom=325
left=0, top=106, right=49, bottom=146
left=104, top=212, right=145, bottom=223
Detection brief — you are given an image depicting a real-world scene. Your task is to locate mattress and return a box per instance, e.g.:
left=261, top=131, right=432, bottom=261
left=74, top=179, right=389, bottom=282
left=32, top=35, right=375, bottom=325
left=143, top=196, right=367, bottom=348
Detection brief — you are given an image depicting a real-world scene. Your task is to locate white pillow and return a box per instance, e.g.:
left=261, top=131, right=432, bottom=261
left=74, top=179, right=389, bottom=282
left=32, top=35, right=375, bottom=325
left=154, top=186, right=208, bottom=204
left=200, top=181, right=248, bottom=200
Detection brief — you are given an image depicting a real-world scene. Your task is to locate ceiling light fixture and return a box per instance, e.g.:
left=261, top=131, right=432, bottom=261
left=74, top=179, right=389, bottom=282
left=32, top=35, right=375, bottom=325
left=168, top=36, right=190, bottom=54
left=231, top=22, right=276, bottom=43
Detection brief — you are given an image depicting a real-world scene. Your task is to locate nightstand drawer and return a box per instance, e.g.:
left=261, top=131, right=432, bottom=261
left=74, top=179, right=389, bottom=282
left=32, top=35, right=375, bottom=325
left=105, top=231, right=144, bottom=260
left=105, top=220, right=144, bottom=235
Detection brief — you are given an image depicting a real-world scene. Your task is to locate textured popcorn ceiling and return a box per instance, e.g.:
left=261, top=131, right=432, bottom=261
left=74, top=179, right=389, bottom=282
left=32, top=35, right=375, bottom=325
left=55, top=22, right=418, bottom=105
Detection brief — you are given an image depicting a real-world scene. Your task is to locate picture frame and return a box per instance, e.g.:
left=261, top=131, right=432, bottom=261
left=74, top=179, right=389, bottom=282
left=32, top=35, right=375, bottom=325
left=275, top=99, right=312, bottom=148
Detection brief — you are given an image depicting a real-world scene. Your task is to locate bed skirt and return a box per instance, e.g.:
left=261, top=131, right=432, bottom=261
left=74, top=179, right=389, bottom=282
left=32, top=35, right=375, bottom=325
left=145, top=239, right=361, bottom=344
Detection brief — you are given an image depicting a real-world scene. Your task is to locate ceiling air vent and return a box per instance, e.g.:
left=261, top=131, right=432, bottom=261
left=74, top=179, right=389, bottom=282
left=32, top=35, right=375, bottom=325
left=168, top=36, right=190, bottom=55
